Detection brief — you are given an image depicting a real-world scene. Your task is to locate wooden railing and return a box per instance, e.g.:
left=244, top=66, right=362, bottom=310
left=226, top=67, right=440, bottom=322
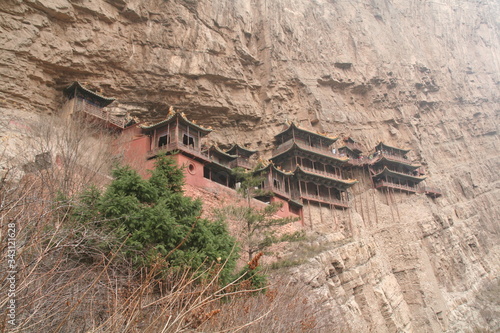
left=347, top=158, right=365, bottom=166
left=229, top=157, right=253, bottom=169
left=261, top=184, right=291, bottom=200
left=75, top=98, right=127, bottom=128
left=273, top=139, right=348, bottom=161
left=374, top=180, right=419, bottom=193
left=300, top=165, right=345, bottom=181
left=300, top=193, right=349, bottom=208
left=148, top=141, right=209, bottom=161
left=374, top=180, right=443, bottom=197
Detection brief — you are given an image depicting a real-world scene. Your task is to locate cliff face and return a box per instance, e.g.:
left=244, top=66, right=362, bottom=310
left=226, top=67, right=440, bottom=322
left=1, top=0, right=499, bottom=331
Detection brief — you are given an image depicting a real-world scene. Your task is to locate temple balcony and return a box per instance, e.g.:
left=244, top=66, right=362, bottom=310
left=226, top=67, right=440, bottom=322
left=229, top=157, right=253, bottom=169
left=346, top=157, right=365, bottom=166
left=147, top=141, right=209, bottom=161
left=374, top=180, right=419, bottom=194
left=299, top=165, right=345, bottom=182
left=261, top=184, right=292, bottom=200
left=75, top=98, right=127, bottom=128
left=300, top=193, right=349, bottom=208
left=273, top=139, right=347, bottom=160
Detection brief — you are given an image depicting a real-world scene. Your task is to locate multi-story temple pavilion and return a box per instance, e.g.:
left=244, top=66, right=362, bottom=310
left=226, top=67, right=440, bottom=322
left=62, top=82, right=127, bottom=128
left=338, top=137, right=365, bottom=166
left=270, top=123, right=357, bottom=208
left=369, top=142, right=426, bottom=194
left=226, top=144, right=257, bottom=170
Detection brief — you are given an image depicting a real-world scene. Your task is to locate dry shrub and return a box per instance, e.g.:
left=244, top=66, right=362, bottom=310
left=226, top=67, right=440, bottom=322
left=198, top=276, right=337, bottom=333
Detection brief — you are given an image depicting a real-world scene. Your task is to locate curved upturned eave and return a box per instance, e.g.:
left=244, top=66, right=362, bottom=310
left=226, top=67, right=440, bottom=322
left=275, top=122, right=338, bottom=145
left=139, top=111, right=212, bottom=134
left=208, top=145, right=237, bottom=160
left=64, top=81, right=116, bottom=106
left=226, top=144, right=257, bottom=156
left=271, top=142, right=349, bottom=165
left=372, top=166, right=426, bottom=182
left=254, top=162, right=294, bottom=177
left=294, top=165, right=358, bottom=187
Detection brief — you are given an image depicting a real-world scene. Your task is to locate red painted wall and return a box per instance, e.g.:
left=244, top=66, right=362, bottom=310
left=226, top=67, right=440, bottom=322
left=115, top=125, right=155, bottom=177
left=172, top=154, right=210, bottom=188
left=270, top=196, right=301, bottom=219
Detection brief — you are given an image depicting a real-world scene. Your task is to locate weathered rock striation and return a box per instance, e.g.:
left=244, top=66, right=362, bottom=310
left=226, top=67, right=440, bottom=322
left=1, top=0, right=499, bottom=331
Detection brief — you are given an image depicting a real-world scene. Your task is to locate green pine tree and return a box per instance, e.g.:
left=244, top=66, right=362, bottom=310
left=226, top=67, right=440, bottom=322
left=75, top=155, right=238, bottom=283
left=221, top=167, right=299, bottom=262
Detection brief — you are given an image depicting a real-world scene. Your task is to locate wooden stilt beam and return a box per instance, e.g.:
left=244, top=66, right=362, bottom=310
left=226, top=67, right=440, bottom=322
left=307, top=201, right=313, bottom=230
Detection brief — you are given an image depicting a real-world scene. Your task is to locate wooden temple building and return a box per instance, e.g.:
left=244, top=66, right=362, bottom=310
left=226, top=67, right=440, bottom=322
left=226, top=144, right=257, bottom=170
left=254, top=163, right=303, bottom=216
left=60, top=82, right=443, bottom=224
left=62, top=82, right=128, bottom=129
left=369, top=142, right=426, bottom=194
left=338, top=137, right=365, bottom=166
left=269, top=123, right=358, bottom=209
left=205, top=146, right=238, bottom=188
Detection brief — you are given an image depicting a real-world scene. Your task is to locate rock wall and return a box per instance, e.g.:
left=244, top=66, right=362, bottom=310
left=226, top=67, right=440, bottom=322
left=1, top=0, right=499, bottom=331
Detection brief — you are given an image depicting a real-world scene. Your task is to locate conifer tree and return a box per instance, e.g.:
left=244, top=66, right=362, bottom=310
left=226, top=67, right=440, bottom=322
left=221, top=167, right=298, bottom=262
left=76, top=155, right=238, bottom=282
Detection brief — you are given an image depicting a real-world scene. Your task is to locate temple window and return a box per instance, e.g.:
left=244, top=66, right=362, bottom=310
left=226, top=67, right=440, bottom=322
left=183, top=134, right=195, bottom=148
left=158, top=134, right=170, bottom=147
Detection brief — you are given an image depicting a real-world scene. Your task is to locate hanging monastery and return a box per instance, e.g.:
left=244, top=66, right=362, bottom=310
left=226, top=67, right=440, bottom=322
left=62, top=82, right=442, bottom=223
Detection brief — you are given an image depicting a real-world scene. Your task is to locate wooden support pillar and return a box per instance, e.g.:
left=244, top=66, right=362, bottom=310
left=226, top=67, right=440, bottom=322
left=359, top=188, right=365, bottom=226
left=347, top=204, right=353, bottom=237
left=319, top=201, right=324, bottom=225
left=167, top=122, right=170, bottom=145
left=285, top=176, right=290, bottom=196
left=372, top=183, right=379, bottom=225
left=307, top=201, right=313, bottom=230
left=392, top=187, right=401, bottom=222
left=175, top=116, right=179, bottom=144
left=153, top=129, right=157, bottom=151
left=268, top=168, right=272, bottom=189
